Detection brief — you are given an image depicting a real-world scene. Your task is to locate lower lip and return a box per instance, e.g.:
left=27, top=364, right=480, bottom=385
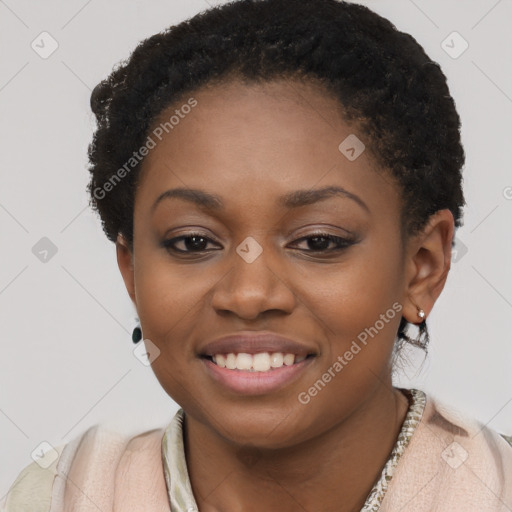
left=200, top=356, right=315, bottom=395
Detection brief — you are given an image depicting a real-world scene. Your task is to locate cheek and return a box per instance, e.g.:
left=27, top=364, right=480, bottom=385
left=133, top=242, right=206, bottom=330
left=131, top=252, right=198, bottom=362
left=302, top=247, right=403, bottom=365
left=132, top=256, right=206, bottom=404
left=292, top=259, right=403, bottom=426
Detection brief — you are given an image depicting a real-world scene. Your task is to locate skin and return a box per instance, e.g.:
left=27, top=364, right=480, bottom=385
left=116, top=78, right=454, bottom=512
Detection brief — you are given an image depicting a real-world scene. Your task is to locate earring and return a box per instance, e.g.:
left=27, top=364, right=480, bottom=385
left=132, top=324, right=142, bottom=344
left=397, top=299, right=429, bottom=350
left=409, top=297, right=426, bottom=323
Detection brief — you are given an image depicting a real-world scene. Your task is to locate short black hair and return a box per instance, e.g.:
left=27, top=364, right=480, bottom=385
left=87, top=0, right=465, bottom=351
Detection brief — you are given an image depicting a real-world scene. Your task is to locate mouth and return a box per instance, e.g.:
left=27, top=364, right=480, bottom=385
left=197, top=332, right=318, bottom=394
left=199, top=352, right=317, bottom=395
left=201, top=352, right=316, bottom=372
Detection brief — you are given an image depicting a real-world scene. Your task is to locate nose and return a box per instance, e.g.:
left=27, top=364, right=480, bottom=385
left=210, top=240, right=296, bottom=320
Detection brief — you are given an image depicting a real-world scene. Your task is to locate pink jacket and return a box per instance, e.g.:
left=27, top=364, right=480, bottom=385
left=2, top=392, right=512, bottom=511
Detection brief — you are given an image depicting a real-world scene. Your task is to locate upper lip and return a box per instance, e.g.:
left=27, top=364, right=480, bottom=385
left=199, top=332, right=316, bottom=357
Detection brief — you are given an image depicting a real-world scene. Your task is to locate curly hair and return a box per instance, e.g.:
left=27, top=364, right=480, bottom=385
left=86, top=0, right=466, bottom=351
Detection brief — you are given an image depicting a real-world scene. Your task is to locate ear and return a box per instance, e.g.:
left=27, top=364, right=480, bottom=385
left=116, top=233, right=136, bottom=306
left=402, top=209, right=455, bottom=324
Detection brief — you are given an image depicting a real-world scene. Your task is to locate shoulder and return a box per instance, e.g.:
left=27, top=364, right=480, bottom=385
left=0, top=442, right=66, bottom=512
left=398, top=390, right=512, bottom=509
left=0, top=424, right=165, bottom=512
left=418, top=391, right=512, bottom=481
left=381, top=389, right=512, bottom=511
left=422, top=392, right=512, bottom=457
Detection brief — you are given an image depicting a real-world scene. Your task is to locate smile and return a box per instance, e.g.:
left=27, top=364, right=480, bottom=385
left=200, top=353, right=316, bottom=395
left=207, top=352, right=310, bottom=372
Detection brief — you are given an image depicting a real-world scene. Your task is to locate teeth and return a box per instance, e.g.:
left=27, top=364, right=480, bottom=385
left=236, top=353, right=253, bottom=370
left=225, top=353, right=236, bottom=369
left=212, top=352, right=307, bottom=371
left=253, top=353, right=271, bottom=372
left=270, top=352, right=283, bottom=367
left=283, top=353, right=295, bottom=366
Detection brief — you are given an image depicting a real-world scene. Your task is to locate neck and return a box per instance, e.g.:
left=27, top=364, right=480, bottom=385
left=183, top=385, right=410, bottom=512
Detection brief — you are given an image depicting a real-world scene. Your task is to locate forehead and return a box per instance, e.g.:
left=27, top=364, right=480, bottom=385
left=135, top=78, right=399, bottom=219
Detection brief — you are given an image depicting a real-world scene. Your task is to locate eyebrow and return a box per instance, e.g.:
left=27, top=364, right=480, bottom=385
left=151, top=185, right=370, bottom=214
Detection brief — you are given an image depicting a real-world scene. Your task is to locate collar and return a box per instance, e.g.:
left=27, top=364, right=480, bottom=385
left=161, top=388, right=427, bottom=512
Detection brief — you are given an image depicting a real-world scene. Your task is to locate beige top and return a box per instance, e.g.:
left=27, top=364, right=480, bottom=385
left=2, top=388, right=512, bottom=511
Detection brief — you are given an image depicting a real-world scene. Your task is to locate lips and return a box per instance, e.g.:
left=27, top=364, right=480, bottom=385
left=201, top=355, right=315, bottom=395
left=198, top=331, right=317, bottom=358
left=198, top=332, right=317, bottom=395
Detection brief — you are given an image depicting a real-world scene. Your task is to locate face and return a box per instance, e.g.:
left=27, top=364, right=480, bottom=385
left=118, top=78, right=425, bottom=449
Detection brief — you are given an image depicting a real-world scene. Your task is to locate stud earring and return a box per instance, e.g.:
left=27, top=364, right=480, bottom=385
left=132, top=324, right=142, bottom=344
left=409, top=297, right=426, bottom=323
left=397, top=301, right=429, bottom=350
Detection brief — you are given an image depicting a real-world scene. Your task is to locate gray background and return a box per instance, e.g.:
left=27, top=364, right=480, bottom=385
left=1, top=0, right=511, bottom=494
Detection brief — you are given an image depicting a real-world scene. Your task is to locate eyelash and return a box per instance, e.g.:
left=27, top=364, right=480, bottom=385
left=161, top=231, right=356, bottom=255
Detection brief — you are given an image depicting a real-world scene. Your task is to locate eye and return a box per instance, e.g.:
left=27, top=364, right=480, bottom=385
left=290, top=232, right=356, bottom=253
left=161, top=233, right=220, bottom=254
left=161, top=231, right=357, bottom=256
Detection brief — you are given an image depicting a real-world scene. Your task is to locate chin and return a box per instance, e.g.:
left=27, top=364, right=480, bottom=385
left=203, top=403, right=318, bottom=450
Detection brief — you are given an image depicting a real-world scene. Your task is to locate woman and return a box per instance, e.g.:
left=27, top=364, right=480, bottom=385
left=2, top=0, right=511, bottom=510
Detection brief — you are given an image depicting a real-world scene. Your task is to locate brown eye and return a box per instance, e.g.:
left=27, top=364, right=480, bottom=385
left=291, top=233, right=356, bottom=252
left=161, top=233, right=220, bottom=253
